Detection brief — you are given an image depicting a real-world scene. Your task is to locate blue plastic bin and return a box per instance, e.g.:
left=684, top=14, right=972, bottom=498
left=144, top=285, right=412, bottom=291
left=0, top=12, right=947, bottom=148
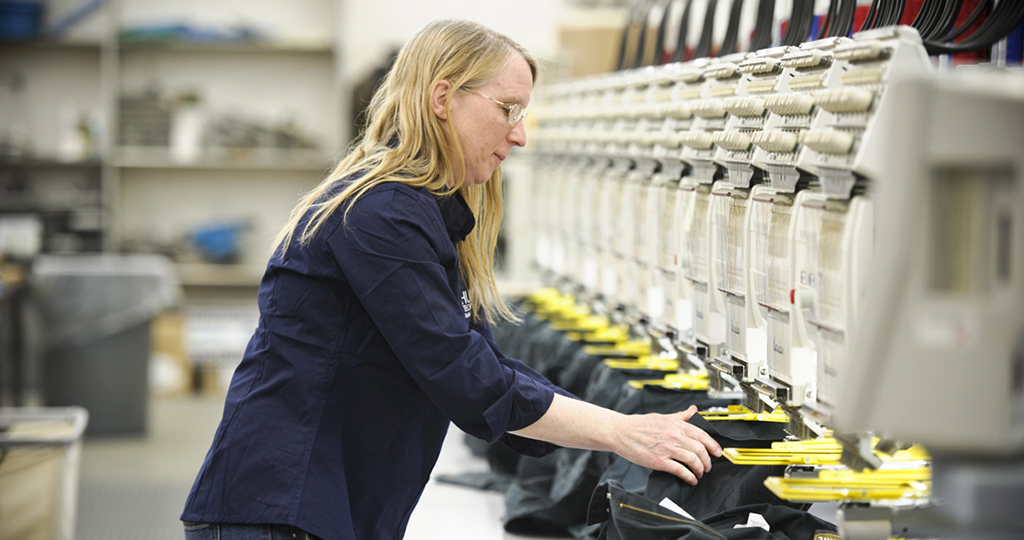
left=0, top=1, right=44, bottom=41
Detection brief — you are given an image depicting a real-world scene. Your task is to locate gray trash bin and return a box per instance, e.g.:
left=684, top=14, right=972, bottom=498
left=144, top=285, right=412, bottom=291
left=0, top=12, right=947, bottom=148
left=32, top=255, right=178, bottom=435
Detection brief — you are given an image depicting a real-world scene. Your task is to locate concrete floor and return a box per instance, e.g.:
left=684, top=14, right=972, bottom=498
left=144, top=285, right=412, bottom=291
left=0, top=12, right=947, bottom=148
left=76, top=393, right=557, bottom=540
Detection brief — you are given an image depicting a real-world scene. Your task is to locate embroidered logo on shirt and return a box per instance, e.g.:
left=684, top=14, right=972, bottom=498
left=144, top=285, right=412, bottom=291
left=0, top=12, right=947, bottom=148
left=461, top=291, right=471, bottom=319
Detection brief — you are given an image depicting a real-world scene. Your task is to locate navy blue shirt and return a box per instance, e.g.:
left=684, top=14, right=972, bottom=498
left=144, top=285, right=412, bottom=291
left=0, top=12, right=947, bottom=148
left=181, top=179, right=569, bottom=540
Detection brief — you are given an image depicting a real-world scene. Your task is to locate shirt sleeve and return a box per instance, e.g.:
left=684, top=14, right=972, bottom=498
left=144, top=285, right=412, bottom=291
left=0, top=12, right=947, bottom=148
left=324, top=188, right=557, bottom=444
left=472, top=320, right=579, bottom=456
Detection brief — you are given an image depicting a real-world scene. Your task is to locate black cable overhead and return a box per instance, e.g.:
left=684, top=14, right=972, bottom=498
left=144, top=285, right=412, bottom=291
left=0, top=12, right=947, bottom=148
left=944, top=0, right=990, bottom=42
left=918, top=0, right=948, bottom=39
left=873, top=0, right=892, bottom=29
left=878, top=0, right=896, bottom=28
left=829, top=0, right=857, bottom=38
left=631, top=0, right=658, bottom=68
left=615, top=0, right=652, bottom=71
left=670, top=0, right=694, bottom=63
left=923, top=0, right=1024, bottom=55
left=614, top=2, right=636, bottom=70
left=860, top=0, right=880, bottom=32
left=887, top=0, right=907, bottom=27
left=930, top=0, right=964, bottom=40
left=652, top=0, right=675, bottom=65
left=846, top=0, right=858, bottom=35
left=719, top=0, right=746, bottom=56
left=748, top=0, right=776, bottom=51
left=820, top=0, right=839, bottom=38
left=693, top=0, right=719, bottom=59
left=782, top=0, right=814, bottom=46
left=883, top=0, right=907, bottom=27
left=912, top=0, right=940, bottom=34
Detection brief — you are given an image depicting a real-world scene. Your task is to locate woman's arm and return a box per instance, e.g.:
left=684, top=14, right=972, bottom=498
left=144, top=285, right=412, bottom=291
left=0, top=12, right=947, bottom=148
left=509, top=394, right=722, bottom=486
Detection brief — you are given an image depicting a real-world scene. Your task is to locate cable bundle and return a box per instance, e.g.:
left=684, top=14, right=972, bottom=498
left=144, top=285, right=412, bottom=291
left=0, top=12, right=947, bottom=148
left=748, top=0, right=776, bottom=51
left=693, top=0, right=719, bottom=59
left=859, top=0, right=907, bottom=31
left=820, top=0, right=857, bottom=38
left=652, top=0, right=674, bottom=65
left=616, top=0, right=654, bottom=71
left=782, top=0, right=815, bottom=46
left=671, top=0, right=695, bottom=63
left=921, top=0, right=1022, bottom=55
left=914, top=0, right=962, bottom=40
left=613, top=0, right=1019, bottom=71
left=719, top=0, right=746, bottom=56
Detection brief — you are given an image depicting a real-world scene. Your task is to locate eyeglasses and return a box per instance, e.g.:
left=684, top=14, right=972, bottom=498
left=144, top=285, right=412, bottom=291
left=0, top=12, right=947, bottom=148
left=465, top=89, right=528, bottom=126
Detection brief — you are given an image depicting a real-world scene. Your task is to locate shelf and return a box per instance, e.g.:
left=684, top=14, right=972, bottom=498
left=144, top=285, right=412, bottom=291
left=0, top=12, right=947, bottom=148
left=116, top=146, right=336, bottom=172
left=118, top=40, right=333, bottom=54
left=0, top=157, right=103, bottom=169
left=0, top=38, right=330, bottom=54
left=0, top=39, right=104, bottom=50
left=176, top=263, right=265, bottom=287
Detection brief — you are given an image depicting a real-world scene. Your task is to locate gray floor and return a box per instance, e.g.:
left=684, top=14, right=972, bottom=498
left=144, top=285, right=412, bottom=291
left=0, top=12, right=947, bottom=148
left=75, top=394, right=552, bottom=540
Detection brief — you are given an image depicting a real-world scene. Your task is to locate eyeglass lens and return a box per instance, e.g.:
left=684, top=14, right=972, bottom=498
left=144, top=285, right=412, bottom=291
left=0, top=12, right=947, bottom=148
left=507, top=104, right=526, bottom=125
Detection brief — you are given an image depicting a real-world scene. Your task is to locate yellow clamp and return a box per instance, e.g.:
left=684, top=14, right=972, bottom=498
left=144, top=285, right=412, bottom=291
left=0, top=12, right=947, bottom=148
left=550, top=314, right=609, bottom=333
left=700, top=405, right=789, bottom=423
left=577, top=325, right=631, bottom=344
left=584, top=340, right=651, bottom=358
left=626, top=372, right=710, bottom=391
left=535, top=302, right=589, bottom=321
left=725, top=437, right=931, bottom=467
left=763, top=466, right=932, bottom=502
left=604, top=354, right=679, bottom=372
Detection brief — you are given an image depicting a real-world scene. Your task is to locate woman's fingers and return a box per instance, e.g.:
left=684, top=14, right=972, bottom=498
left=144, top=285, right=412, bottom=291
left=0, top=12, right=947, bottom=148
left=676, top=404, right=699, bottom=421
left=617, top=410, right=724, bottom=484
left=681, top=420, right=723, bottom=458
left=662, top=456, right=699, bottom=486
left=668, top=443, right=707, bottom=480
left=674, top=434, right=713, bottom=473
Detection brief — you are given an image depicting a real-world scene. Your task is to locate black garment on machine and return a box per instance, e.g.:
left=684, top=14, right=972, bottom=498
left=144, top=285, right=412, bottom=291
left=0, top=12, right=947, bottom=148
left=589, top=481, right=838, bottom=540
left=643, top=415, right=801, bottom=522
left=572, top=386, right=741, bottom=540
left=503, top=380, right=735, bottom=537
left=585, top=414, right=837, bottom=540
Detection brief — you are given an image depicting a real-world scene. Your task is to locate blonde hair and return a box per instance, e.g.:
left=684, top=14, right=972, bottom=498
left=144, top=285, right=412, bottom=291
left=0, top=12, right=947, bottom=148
left=272, top=19, right=536, bottom=325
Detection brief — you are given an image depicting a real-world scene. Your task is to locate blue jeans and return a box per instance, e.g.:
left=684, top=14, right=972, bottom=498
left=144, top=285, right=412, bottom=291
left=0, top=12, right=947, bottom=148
left=183, top=522, right=322, bottom=540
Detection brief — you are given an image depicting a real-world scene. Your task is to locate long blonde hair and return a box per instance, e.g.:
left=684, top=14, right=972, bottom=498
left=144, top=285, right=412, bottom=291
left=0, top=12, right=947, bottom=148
left=272, top=19, right=536, bottom=325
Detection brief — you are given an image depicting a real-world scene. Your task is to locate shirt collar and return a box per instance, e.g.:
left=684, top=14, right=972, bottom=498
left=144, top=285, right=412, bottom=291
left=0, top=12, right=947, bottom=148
left=435, top=191, right=475, bottom=244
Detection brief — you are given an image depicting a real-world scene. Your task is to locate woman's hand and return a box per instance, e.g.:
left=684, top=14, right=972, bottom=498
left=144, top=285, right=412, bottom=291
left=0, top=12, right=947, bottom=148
left=511, top=396, right=722, bottom=485
left=608, top=405, right=722, bottom=485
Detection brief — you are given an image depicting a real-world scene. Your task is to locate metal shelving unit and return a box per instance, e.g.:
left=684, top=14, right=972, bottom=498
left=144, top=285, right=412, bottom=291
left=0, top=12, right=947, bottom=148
left=1, top=0, right=342, bottom=288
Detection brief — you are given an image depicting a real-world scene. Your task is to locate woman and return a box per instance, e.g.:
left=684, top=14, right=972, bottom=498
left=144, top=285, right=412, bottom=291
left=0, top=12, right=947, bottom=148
left=181, top=19, right=721, bottom=540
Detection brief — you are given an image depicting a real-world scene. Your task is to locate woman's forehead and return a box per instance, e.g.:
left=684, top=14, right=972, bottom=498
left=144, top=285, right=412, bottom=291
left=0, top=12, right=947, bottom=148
left=480, top=54, right=533, bottom=103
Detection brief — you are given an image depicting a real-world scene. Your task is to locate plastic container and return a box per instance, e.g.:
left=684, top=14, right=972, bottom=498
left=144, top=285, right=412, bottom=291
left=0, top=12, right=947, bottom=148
left=0, top=407, right=88, bottom=540
left=32, top=254, right=178, bottom=435
left=0, top=1, right=44, bottom=41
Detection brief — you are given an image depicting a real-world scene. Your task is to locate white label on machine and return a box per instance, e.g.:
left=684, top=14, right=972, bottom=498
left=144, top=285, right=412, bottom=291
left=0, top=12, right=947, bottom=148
left=647, top=286, right=665, bottom=319
left=677, top=298, right=693, bottom=332
left=583, top=257, right=599, bottom=289
left=536, top=236, right=551, bottom=268
left=552, top=241, right=566, bottom=275
left=710, top=312, right=727, bottom=345
left=602, top=267, right=617, bottom=299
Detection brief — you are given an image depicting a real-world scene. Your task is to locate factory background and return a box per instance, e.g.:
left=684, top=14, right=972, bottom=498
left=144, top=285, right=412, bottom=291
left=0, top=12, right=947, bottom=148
left=1, top=0, right=1023, bottom=539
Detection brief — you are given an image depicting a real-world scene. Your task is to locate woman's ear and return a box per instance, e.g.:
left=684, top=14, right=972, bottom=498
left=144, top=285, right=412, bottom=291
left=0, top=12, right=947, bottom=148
left=431, top=80, right=452, bottom=120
